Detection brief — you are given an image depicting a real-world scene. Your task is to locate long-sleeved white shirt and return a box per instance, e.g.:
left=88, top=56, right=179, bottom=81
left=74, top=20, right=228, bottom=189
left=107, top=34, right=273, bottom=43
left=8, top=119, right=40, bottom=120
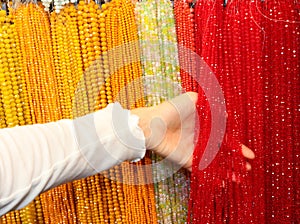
left=0, top=103, right=146, bottom=217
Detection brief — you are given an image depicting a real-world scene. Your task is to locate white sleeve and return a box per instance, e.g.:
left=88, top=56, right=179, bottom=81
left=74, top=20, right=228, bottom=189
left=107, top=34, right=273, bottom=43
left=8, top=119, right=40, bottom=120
left=0, top=103, right=146, bottom=216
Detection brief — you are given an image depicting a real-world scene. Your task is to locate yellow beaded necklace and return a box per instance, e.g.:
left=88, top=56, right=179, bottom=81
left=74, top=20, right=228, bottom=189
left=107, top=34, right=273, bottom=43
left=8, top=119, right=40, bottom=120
left=15, top=3, right=61, bottom=124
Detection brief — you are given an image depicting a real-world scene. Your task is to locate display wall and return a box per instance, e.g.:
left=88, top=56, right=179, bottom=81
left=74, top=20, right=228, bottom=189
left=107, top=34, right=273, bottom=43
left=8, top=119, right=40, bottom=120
left=0, top=0, right=298, bottom=223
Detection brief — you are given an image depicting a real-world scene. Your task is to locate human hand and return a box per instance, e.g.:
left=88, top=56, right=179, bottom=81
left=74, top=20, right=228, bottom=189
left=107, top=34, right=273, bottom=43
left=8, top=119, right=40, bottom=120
left=131, top=92, right=255, bottom=172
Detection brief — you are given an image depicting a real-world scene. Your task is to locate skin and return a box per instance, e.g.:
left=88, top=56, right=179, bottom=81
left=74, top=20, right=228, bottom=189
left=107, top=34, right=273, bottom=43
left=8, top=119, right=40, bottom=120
left=132, top=92, right=255, bottom=172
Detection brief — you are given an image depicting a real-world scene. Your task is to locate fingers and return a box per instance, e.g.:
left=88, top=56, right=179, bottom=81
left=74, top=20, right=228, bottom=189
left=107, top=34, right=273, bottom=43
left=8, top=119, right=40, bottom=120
left=241, top=144, right=255, bottom=159
left=186, top=145, right=255, bottom=173
left=245, top=162, right=252, bottom=171
left=241, top=144, right=255, bottom=171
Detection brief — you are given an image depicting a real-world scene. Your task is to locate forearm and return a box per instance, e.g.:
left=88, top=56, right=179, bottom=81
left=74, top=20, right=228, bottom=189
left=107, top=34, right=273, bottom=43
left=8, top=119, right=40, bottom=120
left=0, top=103, right=146, bottom=216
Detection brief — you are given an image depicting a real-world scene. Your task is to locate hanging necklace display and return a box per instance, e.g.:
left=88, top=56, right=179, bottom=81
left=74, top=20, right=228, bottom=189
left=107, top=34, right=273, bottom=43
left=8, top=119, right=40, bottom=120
left=189, top=0, right=299, bottom=223
left=0, top=0, right=298, bottom=223
left=189, top=1, right=264, bottom=222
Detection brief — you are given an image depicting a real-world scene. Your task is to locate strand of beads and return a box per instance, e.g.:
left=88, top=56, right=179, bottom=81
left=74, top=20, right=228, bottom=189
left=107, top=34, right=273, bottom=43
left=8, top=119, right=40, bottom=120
left=0, top=18, right=6, bottom=128
left=72, top=2, right=126, bottom=223
left=98, top=2, right=113, bottom=111
left=104, top=1, right=119, bottom=107
left=260, top=2, right=299, bottom=223
left=10, top=7, right=33, bottom=126
left=97, top=4, right=110, bottom=109
left=91, top=2, right=109, bottom=111
left=239, top=3, right=264, bottom=222
left=20, top=199, right=40, bottom=223
left=156, top=0, right=181, bottom=99
left=156, top=2, right=185, bottom=223
left=13, top=3, right=66, bottom=223
left=174, top=0, right=197, bottom=92
left=51, top=4, right=84, bottom=119
left=120, top=0, right=145, bottom=109
left=33, top=4, right=86, bottom=223
left=136, top=0, right=181, bottom=102
left=77, top=0, right=104, bottom=113
left=104, top=170, right=117, bottom=223
left=105, top=0, right=145, bottom=109
left=135, top=0, right=164, bottom=107
left=105, top=0, right=128, bottom=108
left=0, top=13, right=21, bottom=127
left=51, top=9, right=71, bottom=119
left=15, top=3, right=61, bottom=124
left=71, top=179, right=87, bottom=223
left=190, top=1, right=275, bottom=223
left=86, top=175, right=102, bottom=223
left=173, top=1, right=198, bottom=222
left=65, top=4, right=85, bottom=116
left=14, top=4, right=36, bottom=124
left=153, top=0, right=175, bottom=218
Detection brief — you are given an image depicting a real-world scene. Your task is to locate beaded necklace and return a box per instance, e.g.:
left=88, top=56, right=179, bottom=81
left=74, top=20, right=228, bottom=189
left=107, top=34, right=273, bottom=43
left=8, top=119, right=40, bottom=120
left=15, top=3, right=61, bottom=124
left=174, top=0, right=198, bottom=92
left=51, top=4, right=84, bottom=119
left=259, top=1, right=299, bottom=222
left=0, top=12, right=24, bottom=127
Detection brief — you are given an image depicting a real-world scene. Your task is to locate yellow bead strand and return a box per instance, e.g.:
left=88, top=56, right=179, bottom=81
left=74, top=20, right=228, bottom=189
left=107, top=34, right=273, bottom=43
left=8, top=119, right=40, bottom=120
left=66, top=4, right=85, bottom=117
left=51, top=4, right=84, bottom=119
left=0, top=20, right=19, bottom=127
left=105, top=0, right=127, bottom=108
left=119, top=0, right=145, bottom=109
left=19, top=201, right=37, bottom=223
left=94, top=5, right=110, bottom=110
left=77, top=0, right=104, bottom=112
left=72, top=180, right=85, bottom=223
left=14, top=3, right=66, bottom=223
left=33, top=196, right=44, bottom=223
left=15, top=3, right=61, bottom=124
left=86, top=175, right=101, bottom=223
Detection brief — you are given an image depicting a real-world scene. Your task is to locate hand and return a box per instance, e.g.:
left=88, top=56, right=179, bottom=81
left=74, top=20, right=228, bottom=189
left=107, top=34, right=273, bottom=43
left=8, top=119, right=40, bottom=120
left=132, top=92, right=255, bottom=171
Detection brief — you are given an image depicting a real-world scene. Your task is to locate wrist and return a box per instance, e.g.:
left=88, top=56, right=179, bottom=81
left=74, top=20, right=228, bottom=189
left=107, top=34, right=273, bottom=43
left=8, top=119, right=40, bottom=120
left=131, top=107, right=154, bottom=150
left=132, top=106, right=167, bottom=153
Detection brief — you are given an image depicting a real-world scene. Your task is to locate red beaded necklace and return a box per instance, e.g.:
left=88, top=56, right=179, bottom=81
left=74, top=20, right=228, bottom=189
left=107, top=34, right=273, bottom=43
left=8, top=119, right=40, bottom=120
left=190, top=0, right=299, bottom=223
left=174, top=0, right=198, bottom=92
